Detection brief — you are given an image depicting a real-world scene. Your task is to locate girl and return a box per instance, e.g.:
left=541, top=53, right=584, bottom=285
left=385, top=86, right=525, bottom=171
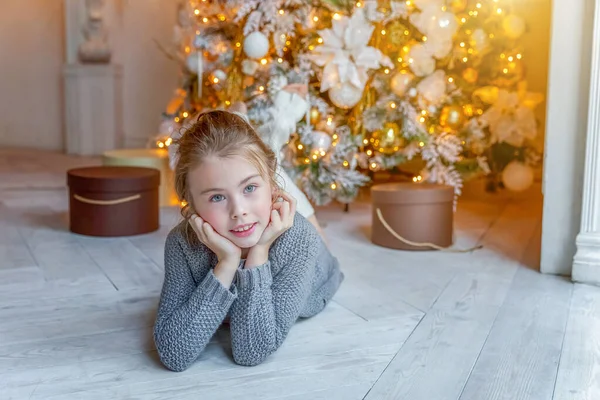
left=153, top=110, right=344, bottom=371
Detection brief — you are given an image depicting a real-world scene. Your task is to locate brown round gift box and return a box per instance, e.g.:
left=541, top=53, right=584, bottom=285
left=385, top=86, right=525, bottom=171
left=371, top=182, right=454, bottom=251
left=67, top=166, right=161, bottom=237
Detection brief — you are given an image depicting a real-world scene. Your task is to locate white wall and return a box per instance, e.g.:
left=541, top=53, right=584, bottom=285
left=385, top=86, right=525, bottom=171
left=0, top=0, right=180, bottom=151
left=541, top=0, right=595, bottom=276
left=114, top=0, right=180, bottom=148
left=0, top=0, right=65, bottom=150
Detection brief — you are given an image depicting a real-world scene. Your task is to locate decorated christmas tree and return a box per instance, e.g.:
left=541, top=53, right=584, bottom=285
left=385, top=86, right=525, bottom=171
left=153, top=0, right=544, bottom=206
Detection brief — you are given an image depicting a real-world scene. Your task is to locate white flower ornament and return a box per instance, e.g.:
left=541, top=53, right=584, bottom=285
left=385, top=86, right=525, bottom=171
left=309, top=8, right=394, bottom=92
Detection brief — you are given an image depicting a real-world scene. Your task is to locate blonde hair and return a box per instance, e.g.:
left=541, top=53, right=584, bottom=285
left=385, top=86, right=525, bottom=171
left=173, top=110, right=280, bottom=222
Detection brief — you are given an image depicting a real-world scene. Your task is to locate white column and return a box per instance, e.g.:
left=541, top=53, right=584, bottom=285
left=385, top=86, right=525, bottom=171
left=62, top=0, right=124, bottom=155
left=572, top=0, right=600, bottom=285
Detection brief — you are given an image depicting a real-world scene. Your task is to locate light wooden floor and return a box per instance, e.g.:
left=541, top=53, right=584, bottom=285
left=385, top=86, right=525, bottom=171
left=0, top=148, right=598, bottom=400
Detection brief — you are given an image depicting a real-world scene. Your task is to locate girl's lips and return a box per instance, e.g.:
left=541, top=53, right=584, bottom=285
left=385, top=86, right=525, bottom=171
left=230, top=223, right=257, bottom=238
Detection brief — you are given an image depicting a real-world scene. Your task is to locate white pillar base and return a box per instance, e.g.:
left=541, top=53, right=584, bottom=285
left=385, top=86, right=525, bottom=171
left=63, top=64, right=124, bottom=155
left=573, top=233, right=600, bottom=286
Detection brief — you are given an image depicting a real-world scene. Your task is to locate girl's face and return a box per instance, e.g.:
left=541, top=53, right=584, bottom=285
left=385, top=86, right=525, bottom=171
left=188, top=154, right=274, bottom=251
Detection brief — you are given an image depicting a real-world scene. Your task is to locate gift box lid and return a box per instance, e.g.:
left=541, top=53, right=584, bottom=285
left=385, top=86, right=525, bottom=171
left=371, top=182, right=454, bottom=204
left=67, top=166, right=161, bottom=193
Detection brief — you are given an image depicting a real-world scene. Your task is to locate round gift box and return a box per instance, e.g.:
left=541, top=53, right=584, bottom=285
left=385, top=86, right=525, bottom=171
left=67, top=166, right=160, bottom=237
left=371, top=182, right=454, bottom=251
left=102, top=148, right=179, bottom=207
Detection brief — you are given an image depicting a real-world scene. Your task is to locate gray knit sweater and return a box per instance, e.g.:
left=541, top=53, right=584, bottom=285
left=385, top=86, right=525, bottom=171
left=153, top=213, right=344, bottom=371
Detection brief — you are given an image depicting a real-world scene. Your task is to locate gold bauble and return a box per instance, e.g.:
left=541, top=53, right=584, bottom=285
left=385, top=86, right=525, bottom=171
left=440, top=106, right=465, bottom=130
left=463, top=104, right=475, bottom=118
left=309, top=107, right=321, bottom=125
left=243, top=76, right=255, bottom=87
left=463, top=68, right=478, bottom=84
left=385, top=20, right=408, bottom=48
left=390, top=70, right=414, bottom=97
left=372, top=122, right=404, bottom=155
left=448, top=0, right=468, bottom=13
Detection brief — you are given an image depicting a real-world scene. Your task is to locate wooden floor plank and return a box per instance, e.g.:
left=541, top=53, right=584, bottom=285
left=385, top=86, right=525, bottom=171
left=458, top=268, right=572, bottom=400
left=553, top=284, right=600, bottom=400
left=362, top=195, right=542, bottom=400
left=77, top=236, right=163, bottom=291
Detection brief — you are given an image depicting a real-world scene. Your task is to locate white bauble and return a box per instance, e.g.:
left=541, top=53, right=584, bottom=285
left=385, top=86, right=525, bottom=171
left=328, top=82, right=363, bottom=109
left=212, top=69, right=227, bottom=82
left=310, top=130, right=332, bottom=152
left=416, top=69, right=447, bottom=105
left=390, top=71, right=414, bottom=97
left=185, top=52, right=201, bottom=73
left=243, top=31, right=270, bottom=59
left=502, top=161, right=534, bottom=192
left=470, top=29, right=489, bottom=52
left=502, top=15, right=526, bottom=39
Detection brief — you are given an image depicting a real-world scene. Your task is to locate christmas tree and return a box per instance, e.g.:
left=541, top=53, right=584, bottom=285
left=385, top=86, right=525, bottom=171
left=153, top=0, right=544, bottom=206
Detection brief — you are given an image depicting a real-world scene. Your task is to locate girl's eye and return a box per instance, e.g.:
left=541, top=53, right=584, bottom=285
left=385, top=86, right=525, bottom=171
left=210, top=194, right=225, bottom=203
left=244, top=185, right=257, bottom=193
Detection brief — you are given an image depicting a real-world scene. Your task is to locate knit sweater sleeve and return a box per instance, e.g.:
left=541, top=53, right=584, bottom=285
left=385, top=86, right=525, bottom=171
left=228, top=215, right=321, bottom=366
left=153, top=229, right=238, bottom=372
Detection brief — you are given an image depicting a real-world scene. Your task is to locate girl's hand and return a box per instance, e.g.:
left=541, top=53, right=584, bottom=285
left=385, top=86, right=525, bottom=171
left=189, top=214, right=241, bottom=263
left=256, top=191, right=297, bottom=249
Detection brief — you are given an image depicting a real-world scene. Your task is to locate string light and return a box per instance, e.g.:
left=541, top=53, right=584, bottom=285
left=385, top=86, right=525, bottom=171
left=356, top=1, right=362, bottom=7
left=278, top=58, right=283, bottom=63
left=202, top=17, right=208, bottom=23
left=331, top=183, right=337, bottom=190
left=333, top=13, right=341, bottom=20
left=297, top=144, right=303, bottom=150
left=182, top=112, right=189, bottom=118
left=260, top=58, right=268, bottom=65
left=419, top=142, right=425, bottom=147
left=194, top=9, right=200, bottom=15
left=278, top=9, right=284, bottom=15
left=259, top=86, right=265, bottom=91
